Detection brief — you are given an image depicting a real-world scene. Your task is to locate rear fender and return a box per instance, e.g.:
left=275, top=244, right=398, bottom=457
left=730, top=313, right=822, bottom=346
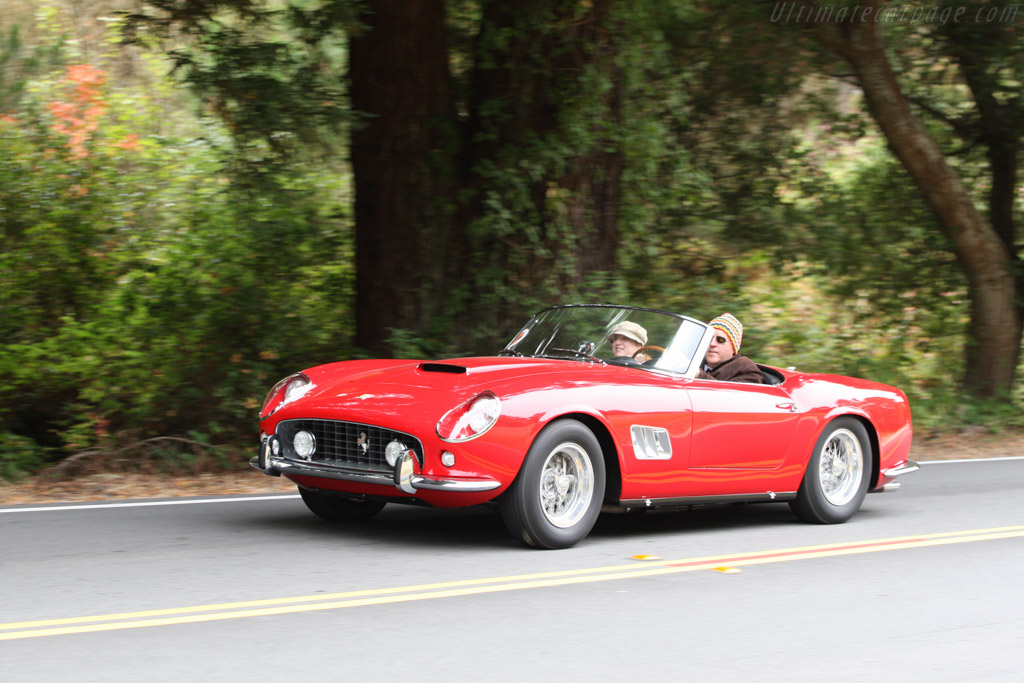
left=809, top=413, right=881, bottom=489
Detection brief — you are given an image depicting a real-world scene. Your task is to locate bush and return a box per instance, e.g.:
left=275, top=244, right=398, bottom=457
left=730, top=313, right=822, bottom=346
left=0, top=432, right=46, bottom=482
left=0, top=47, right=355, bottom=474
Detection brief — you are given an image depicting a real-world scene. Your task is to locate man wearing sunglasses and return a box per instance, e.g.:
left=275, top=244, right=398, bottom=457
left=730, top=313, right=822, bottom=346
left=697, top=313, right=764, bottom=383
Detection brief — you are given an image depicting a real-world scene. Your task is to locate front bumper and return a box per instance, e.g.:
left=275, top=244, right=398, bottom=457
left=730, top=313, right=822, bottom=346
left=251, top=436, right=501, bottom=494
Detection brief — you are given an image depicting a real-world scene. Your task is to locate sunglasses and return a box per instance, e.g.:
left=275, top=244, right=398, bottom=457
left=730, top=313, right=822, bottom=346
left=713, top=335, right=728, bottom=345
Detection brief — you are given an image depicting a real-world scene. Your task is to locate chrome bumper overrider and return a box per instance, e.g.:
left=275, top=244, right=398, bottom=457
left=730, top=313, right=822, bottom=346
left=251, top=437, right=500, bottom=494
left=883, top=460, right=920, bottom=478
left=873, top=459, right=921, bottom=492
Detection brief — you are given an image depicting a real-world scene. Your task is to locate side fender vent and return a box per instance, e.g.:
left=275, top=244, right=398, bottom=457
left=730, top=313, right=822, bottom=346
left=630, top=425, right=673, bottom=460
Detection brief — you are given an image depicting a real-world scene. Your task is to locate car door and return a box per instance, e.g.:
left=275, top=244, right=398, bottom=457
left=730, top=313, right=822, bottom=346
left=686, top=377, right=802, bottom=469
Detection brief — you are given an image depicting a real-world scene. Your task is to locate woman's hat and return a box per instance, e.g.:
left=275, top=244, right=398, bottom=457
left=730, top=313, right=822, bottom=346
left=608, top=321, right=648, bottom=346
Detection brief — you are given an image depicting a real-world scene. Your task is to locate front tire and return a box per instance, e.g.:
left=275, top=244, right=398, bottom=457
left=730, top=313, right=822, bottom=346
left=500, top=419, right=606, bottom=549
left=789, top=417, right=871, bottom=524
left=299, top=487, right=386, bottom=522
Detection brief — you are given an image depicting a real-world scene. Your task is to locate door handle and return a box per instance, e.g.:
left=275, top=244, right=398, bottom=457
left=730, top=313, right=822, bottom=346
left=776, top=402, right=797, bottom=413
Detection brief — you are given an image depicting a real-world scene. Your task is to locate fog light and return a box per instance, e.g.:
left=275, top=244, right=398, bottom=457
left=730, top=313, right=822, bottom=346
left=271, top=438, right=281, bottom=456
left=293, top=430, right=316, bottom=459
left=385, top=440, right=408, bottom=467
left=441, top=451, right=456, bottom=467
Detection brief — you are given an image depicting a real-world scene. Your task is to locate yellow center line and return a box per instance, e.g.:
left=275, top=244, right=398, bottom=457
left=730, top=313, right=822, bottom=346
left=3, top=524, right=1023, bottom=641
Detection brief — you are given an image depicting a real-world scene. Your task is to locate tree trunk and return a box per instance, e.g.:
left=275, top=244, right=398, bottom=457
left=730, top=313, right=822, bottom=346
left=462, top=0, right=622, bottom=341
left=810, top=2, right=1022, bottom=396
left=349, top=0, right=459, bottom=356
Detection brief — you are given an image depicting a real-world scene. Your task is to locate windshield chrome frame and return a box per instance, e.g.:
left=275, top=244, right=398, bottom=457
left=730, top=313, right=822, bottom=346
left=504, top=304, right=711, bottom=378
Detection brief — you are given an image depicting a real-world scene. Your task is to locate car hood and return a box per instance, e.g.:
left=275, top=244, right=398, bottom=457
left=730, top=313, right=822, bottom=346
left=311, top=356, right=598, bottom=394
left=269, top=356, right=672, bottom=426
left=268, top=356, right=589, bottom=419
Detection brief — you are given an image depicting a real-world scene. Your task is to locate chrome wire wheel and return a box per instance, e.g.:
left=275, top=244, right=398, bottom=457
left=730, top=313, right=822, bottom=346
left=538, top=442, right=595, bottom=528
left=500, top=419, right=606, bottom=548
left=818, top=428, right=864, bottom=506
left=790, top=417, right=871, bottom=525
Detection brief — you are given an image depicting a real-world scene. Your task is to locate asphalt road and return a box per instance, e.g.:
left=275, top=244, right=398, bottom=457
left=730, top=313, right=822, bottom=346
left=3, top=457, right=1023, bottom=682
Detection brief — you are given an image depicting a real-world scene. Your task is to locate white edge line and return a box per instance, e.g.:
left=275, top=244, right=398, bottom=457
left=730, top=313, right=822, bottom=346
left=3, top=456, right=1022, bottom=513
left=919, top=456, right=1024, bottom=465
left=0, top=494, right=301, bottom=514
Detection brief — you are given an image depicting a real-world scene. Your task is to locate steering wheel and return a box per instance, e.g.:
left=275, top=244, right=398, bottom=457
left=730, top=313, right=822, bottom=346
left=633, top=345, right=665, bottom=362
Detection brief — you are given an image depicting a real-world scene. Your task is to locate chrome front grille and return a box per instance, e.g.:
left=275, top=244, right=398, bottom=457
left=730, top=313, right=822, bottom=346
left=275, top=419, right=423, bottom=473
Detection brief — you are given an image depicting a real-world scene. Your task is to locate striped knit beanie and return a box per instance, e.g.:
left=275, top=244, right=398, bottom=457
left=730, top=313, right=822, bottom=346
left=710, top=313, right=743, bottom=352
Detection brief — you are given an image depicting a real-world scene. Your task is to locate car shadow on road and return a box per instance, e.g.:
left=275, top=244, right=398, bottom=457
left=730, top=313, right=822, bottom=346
left=232, top=502, right=514, bottom=549
left=231, top=498, right=823, bottom=549
left=591, top=502, right=801, bottom=539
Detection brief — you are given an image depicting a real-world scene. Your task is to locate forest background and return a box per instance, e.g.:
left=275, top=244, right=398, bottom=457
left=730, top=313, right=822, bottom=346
left=1, top=0, right=1022, bottom=483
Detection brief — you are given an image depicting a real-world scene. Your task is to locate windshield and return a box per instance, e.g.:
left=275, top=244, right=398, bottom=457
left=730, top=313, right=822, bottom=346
left=502, top=305, right=708, bottom=375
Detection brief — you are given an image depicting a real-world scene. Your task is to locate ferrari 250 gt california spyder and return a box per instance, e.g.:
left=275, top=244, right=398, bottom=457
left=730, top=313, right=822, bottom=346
left=253, top=304, right=917, bottom=548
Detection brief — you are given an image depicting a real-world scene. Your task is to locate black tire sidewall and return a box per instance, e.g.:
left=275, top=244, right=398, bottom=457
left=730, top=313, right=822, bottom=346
left=794, top=417, right=871, bottom=524
left=501, top=419, right=606, bottom=549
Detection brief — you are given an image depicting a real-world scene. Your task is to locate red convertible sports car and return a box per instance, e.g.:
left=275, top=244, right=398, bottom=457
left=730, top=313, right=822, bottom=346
left=254, top=304, right=918, bottom=548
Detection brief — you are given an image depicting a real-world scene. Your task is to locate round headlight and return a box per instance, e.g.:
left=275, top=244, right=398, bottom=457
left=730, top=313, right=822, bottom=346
left=260, top=372, right=315, bottom=419
left=437, top=392, right=501, bottom=442
left=293, top=430, right=316, bottom=459
left=284, top=376, right=313, bottom=403
left=385, top=440, right=407, bottom=467
left=468, top=396, right=499, bottom=432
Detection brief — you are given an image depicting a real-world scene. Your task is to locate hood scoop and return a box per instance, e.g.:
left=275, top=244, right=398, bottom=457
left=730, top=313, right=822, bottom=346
left=419, top=362, right=468, bottom=374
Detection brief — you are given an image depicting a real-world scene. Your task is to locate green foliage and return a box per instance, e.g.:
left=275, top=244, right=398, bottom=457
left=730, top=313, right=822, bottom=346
left=0, top=432, right=46, bottom=481
left=125, top=0, right=358, bottom=165
left=0, top=7, right=69, bottom=114
left=0, top=6, right=355, bottom=472
left=1, top=0, right=1020, bottom=481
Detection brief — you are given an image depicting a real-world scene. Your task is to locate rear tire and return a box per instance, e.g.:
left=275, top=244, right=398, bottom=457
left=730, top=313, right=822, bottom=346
left=500, top=419, right=606, bottom=549
left=299, top=487, right=386, bottom=522
left=789, top=417, right=871, bottom=524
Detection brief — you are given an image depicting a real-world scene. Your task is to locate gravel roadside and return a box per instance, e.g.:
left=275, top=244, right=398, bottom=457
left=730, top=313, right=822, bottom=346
left=2, top=431, right=1021, bottom=506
